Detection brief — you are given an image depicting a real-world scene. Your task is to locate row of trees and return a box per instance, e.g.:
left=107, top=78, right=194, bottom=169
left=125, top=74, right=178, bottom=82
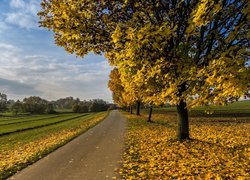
left=0, top=95, right=54, bottom=115
left=38, top=0, right=249, bottom=140
left=0, top=93, right=110, bottom=115
left=53, top=97, right=109, bottom=112
left=72, top=99, right=110, bottom=113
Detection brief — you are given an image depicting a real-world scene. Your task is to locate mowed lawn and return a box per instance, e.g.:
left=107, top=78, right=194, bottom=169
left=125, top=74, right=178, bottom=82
left=0, top=114, right=59, bottom=125
left=0, top=111, right=108, bottom=179
left=0, top=113, right=87, bottom=135
left=121, top=100, right=250, bottom=179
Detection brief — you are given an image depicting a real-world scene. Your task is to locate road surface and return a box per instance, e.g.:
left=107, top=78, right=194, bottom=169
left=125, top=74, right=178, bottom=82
left=10, top=110, right=126, bottom=180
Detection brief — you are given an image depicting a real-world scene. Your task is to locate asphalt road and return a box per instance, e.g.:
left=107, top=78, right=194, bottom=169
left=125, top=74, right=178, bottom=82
left=10, top=110, right=126, bottom=180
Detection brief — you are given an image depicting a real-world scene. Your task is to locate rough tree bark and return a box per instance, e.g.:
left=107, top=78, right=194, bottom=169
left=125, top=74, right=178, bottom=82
left=136, top=101, right=141, bottom=115
left=177, top=100, right=190, bottom=141
left=130, top=106, right=133, bottom=114
left=127, top=107, right=130, bottom=112
left=148, top=106, right=153, bottom=122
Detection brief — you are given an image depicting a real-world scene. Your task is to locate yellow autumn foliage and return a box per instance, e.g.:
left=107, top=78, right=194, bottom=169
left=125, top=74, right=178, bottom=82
left=39, top=0, right=249, bottom=141
left=192, top=0, right=222, bottom=26
left=39, top=0, right=249, bottom=110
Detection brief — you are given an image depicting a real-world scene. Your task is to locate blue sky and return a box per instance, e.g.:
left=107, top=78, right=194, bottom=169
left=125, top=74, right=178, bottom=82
left=0, top=0, right=112, bottom=102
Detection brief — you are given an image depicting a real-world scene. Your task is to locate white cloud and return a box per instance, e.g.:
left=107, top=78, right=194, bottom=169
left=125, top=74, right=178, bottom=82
left=10, top=0, right=25, bottom=9
left=5, top=12, right=37, bottom=29
left=0, top=43, right=112, bottom=102
left=0, top=43, right=19, bottom=50
left=4, top=0, right=41, bottom=30
left=0, top=21, right=9, bottom=34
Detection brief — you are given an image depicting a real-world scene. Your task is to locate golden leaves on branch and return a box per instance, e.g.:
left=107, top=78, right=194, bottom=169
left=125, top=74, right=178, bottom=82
left=192, top=0, right=222, bottom=26
left=39, top=0, right=249, bottom=108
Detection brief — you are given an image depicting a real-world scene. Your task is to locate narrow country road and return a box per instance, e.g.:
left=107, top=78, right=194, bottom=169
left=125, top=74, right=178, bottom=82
left=10, top=110, right=126, bottom=180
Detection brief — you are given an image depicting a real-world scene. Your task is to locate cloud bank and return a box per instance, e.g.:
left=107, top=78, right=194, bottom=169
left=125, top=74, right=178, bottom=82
left=0, top=0, right=113, bottom=102
left=0, top=42, right=112, bottom=102
left=1, top=0, right=40, bottom=30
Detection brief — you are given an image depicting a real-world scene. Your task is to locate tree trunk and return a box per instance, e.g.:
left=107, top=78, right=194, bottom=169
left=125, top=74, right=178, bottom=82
left=136, top=101, right=141, bottom=115
left=177, top=100, right=190, bottom=141
left=148, top=106, right=153, bottom=122
left=130, top=106, right=133, bottom=114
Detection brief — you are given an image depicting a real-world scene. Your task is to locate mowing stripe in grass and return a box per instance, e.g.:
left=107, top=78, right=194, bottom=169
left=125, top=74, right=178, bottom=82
left=0, top=114, right=89, bottom=136
left=0, top=113, right=81, bottom=126
left=0, top=114, right=81, bottom=133
left=0, top=113, right=102, bottom=147
left=0, top=116, right=32, bottom=122
left=0, top=112, right=108, bottom=179
left=0, top=115, right=61, bottom=126
left=0, top=114, right=60, bottom=124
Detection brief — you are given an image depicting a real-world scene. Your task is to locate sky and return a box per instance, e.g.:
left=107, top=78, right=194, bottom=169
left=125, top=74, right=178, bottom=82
left=0, top=0, right=113, bottom=102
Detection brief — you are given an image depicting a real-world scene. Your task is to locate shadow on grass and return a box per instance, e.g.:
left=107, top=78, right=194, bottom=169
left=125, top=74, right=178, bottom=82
left=190, top=111, right=250, bottom=118
left=166, top=138, right=249, bottom=154
left=146, top=119, right=176, bottom=129
left=143, top=108, right=250, bottom=118
left=191, top=139, right=249, bottom=154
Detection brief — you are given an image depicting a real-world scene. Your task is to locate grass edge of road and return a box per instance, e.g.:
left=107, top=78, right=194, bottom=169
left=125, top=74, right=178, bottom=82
left=1, top=111, right=110, bottom=179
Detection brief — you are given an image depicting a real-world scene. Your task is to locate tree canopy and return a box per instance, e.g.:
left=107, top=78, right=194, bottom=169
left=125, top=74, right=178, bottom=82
left=23, top=96, right=48, bottom=114
left=39, top=0, right=249, bottom=106
left=39, top=0, right=249, bottom=140
left=108, top=68, right=126, bottom=107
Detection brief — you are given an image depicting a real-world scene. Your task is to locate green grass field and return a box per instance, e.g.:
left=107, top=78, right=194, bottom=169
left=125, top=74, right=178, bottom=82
left=0, top=114, right=59, bottom=125
left=0, top=113, right=89, bottom=135
left=0, top=115, right=30, bottom=122
left=155, top=100, right=250, bottom=114
left=0, top=111, right=108, bottom=179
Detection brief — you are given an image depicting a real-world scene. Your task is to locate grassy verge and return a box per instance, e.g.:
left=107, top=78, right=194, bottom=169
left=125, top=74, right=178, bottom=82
left=120, top=110, right=250, bottom=179
left=0, top=111, right=109, bottom=179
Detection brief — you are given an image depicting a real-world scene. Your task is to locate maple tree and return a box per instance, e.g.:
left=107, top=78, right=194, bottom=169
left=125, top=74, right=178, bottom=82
left=108, top=68, right=142, bottom=115
left=108, top=68, right=127, bottom=109
left=116, top=65, right=143, bottom=115
left=39, top=0, right=249, bottom=140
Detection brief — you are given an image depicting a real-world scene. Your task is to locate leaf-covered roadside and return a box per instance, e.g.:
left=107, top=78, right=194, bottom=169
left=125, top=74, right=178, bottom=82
left=0, top=112, right=108, bottom=179
left=120, top=113, right=250, bottom=179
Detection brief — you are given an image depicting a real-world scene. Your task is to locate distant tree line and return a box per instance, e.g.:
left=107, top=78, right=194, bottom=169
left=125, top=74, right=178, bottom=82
left=0, top=93, right=111, bottom=115
left=0, top=93, right=8, bottom=113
